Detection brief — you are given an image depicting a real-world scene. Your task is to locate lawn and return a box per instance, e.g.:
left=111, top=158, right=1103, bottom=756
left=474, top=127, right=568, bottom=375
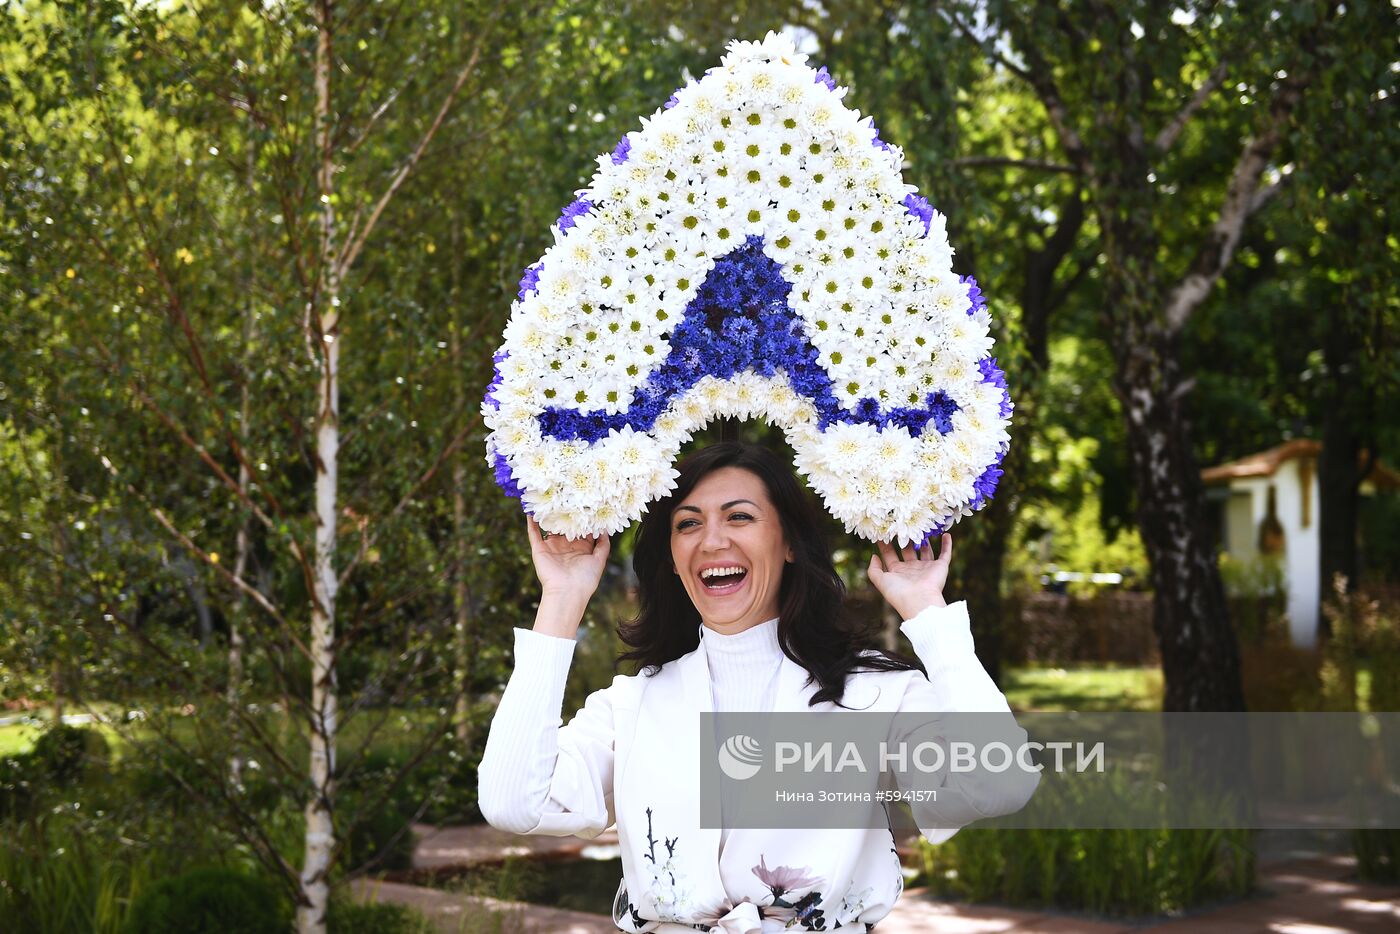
left=1002, top=665, right=1164, bottom=712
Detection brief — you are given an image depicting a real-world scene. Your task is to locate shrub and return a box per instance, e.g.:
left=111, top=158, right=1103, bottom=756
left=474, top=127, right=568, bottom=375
left=31, top=724, right=109, bottom=785
left=916, top=826, right=1254, bottom=917
left=912, top=768, right=1255, bottom=917
left=0, top=753, right=34, bottom=820
left=327, top=896, right=435, bottom=934
left=338, top=750, right=419, bottom=874
left=121, top=866, right=289, bottom=934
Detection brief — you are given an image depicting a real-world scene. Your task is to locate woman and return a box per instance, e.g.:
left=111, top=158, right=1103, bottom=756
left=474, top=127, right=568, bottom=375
left=478, top=442, right=1036, bottom=932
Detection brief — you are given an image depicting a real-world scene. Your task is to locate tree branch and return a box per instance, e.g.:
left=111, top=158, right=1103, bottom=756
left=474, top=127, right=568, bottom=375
left=334, top=0, right=506, bottom=281
left=337, top=408, right=482, bottom=588
left=1155, top=58, right=1230, bottom=153
left=1164, top=68, right=1317, bottom=335
left=952, top=156, right=1079, bottom=174
left=89, top=442, right=314, bottom=664
left=942, top=5, right=1032, bottom=82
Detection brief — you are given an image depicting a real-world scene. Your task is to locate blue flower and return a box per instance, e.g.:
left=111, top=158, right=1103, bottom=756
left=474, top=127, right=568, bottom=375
left=925, top=390, right=960, bottom=435
left=517, top=262, right=543, bottom=300
left=556, top=197, right=593, bottom=232
left=483, top=351, right=509, bottom=410
left=611, top=135, right=631, bottom=165
left=962, top=274, right=986, bottom=317
left=902, top=193, right=934, bottom=237
left=492, top=452, right=523, bottom=500
left=813, top=66, right=836, bottom=91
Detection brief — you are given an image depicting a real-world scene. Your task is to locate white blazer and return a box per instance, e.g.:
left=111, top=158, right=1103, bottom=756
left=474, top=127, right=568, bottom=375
left=478, top=602, right=1038, bottom=933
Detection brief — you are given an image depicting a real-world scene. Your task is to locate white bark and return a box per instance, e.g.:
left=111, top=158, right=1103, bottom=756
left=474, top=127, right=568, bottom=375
left=230, top=141, right=255, bottom=787
left=1164, top=71, right=1309, bottom=336
left=298, top=3, right=339, bottom=931
left=450, top=293, right=473, bottom=745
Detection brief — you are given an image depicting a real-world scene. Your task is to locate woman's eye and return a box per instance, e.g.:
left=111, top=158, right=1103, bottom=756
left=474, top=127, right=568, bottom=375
left=675, top=519, right=698, bottom=531
left=729, top=513, right=753, bottom=522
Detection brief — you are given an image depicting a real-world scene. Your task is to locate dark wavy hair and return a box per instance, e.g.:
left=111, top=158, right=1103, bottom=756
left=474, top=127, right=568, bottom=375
left=616, top=441, right=926, bottom=707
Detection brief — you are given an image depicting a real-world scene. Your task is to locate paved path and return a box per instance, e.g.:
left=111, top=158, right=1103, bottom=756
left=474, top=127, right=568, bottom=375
left=351, top=824, right=1400, bottom=933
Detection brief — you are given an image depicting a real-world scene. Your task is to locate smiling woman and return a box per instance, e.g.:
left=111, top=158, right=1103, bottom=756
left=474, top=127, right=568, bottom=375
left=620, top=443, right=930, bottom=707
left=477, top=441, right=1039, bottom=933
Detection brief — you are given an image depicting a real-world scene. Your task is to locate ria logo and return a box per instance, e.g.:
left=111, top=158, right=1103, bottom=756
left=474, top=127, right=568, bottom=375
left=717, top=733, right=764, bottom=781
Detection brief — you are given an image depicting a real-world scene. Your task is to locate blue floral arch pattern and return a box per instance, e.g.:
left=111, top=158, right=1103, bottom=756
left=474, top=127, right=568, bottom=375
left=483, top=34, right=1010, bottom=545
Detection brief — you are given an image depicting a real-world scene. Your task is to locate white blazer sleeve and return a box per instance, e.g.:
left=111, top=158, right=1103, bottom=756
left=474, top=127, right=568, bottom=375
left=891, top=601, right=1040, bottom=844
left=476, top=627, right=619, bottom=838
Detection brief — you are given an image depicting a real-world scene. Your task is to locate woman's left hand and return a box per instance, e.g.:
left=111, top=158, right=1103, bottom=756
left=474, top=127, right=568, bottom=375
left=868, top=533, right=953, bottom=620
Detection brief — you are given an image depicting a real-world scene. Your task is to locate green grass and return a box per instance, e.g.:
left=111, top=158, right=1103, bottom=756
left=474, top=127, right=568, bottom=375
left=0, top=722, right=42, bottom=757
left=1003, top=665, right=1164, bottom=712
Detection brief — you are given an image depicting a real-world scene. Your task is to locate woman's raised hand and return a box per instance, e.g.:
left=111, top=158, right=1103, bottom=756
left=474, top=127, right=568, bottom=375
left=868, top=533, right=953, bottom=621
left=526, top=516, right=611, bottom=602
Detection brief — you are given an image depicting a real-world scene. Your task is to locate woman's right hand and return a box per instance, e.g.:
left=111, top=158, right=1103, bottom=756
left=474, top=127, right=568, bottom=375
left=526, top=516, right=611, bottom=604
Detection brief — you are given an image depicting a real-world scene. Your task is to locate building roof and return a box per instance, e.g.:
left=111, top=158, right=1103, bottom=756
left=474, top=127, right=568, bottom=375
left=1201, top=438, right=1400, bottom=490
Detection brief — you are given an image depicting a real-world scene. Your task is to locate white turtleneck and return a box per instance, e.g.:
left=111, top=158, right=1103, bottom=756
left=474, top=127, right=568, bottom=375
left=698, top=616, right=783, bottom=713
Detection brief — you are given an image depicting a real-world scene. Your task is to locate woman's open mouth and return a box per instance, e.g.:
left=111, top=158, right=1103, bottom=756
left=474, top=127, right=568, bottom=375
left=699, top=565, right=749, bottom=595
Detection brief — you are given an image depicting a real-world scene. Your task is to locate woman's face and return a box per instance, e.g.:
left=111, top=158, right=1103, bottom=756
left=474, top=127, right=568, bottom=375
left=671, top=466, right=793, bottom=634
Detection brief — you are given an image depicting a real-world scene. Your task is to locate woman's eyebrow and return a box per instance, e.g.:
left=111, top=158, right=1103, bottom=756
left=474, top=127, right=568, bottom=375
left=672, top=498, right=759, bottom=515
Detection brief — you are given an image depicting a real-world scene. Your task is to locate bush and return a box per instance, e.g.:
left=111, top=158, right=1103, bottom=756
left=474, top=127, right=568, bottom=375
left=916, top=826, right=1254, bottom=917
left=338, top=750, right=419, bottom=874
left=121, top=866, right=289, bottom=934
left=31, top=724, right=109, bottom=785
left=912, top=768, right=1255, bottom=917
left=328, top=896, right=435, bottom=934
left=0, top=753, right=34, bottom=820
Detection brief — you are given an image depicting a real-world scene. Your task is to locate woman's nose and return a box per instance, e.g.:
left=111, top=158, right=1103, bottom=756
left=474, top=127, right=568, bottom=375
left=700, top=520, right=729, bottom=551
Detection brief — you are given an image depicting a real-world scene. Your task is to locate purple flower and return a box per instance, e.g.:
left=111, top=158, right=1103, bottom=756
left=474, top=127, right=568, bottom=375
left=962, top=274, right=986, bottom=317
left=917, top=523, right=947, bottom=549
left=902, top=192, right=934, bottom=237
left=664, top=90, right=681, bottom=109
left=977, top=357, right=1013, bottom=418
left=517, top=262, right=543, bottom=300
left=971, top=454, right=1005, bottom=509
left=483, top=350, right=509, bottom=410
left=853, top=396, right=883, bottom=424
left=752, top=854, right=823, bottom=897
left=492, top=452, right=522, bottom=500
left=865, top=116, right=892, bottom=152
left=610, top=135, right=631, bottom=165
left=925, top=389, right=960, bottom=435
left=813, top=66, right=836, bottom=92
left=555, top=197, right=593, bottom=232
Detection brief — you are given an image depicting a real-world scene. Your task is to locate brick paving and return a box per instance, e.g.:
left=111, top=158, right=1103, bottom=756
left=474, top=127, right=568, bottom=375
left=349, top=824, right=1400, bottom=933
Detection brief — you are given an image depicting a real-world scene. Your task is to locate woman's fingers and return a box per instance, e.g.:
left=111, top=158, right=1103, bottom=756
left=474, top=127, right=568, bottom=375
left=876, top=540, right=897, bottom=568
left=936, top=532, right=953, bottom=565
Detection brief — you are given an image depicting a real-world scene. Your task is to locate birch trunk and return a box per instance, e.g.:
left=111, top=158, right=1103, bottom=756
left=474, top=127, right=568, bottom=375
left=449, top=234, right=474, bottom=745
left=230, top=213, right=254, bottom=786
left=299, top=2, right=340, bottom=930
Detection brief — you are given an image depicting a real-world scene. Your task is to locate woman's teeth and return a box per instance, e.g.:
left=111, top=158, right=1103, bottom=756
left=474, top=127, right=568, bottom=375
left=701, top=567, right=748, bottom=589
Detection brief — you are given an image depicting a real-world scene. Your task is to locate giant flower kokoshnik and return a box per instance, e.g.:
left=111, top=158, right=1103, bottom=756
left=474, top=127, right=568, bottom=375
left=483, top=33, right=1012, bottom=545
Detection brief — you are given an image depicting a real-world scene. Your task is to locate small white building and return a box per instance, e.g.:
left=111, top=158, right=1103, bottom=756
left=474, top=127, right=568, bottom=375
left=1202, top=439, right=1399, bottom=647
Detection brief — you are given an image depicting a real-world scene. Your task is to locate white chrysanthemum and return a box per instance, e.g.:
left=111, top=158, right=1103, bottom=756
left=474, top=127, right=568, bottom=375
left=486, top=39, right=1011, bottom=541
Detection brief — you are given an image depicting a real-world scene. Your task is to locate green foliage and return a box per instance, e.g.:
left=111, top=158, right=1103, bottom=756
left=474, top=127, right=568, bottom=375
left=0, top=810, right=161, bottom=934
left=917, top=824, right=1253, bottom=917
left=120, top=866, right=289, bottom=934
left=327, top=896, right=435, bottom=934
left=30, top=724, right=110, bottom=785
left=0, top=752, right=35, bottom=821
